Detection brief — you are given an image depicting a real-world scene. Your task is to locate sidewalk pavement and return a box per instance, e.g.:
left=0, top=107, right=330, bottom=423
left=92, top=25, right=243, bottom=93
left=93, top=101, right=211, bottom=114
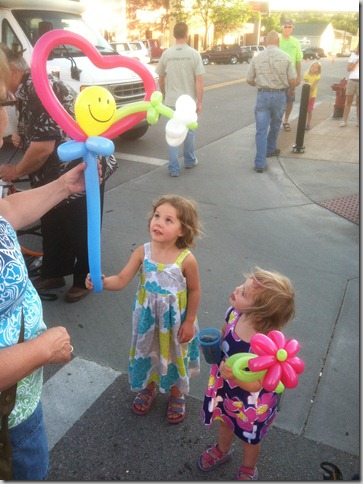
left=46, top=101, right=359, bottom=481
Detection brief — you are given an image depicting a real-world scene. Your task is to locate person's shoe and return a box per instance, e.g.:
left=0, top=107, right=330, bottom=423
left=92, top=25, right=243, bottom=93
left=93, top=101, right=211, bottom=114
left=32, top=277, right=66, bottom=291
left=266, top=149, right=281, bottom=157
left=236, top=465, right=259, bottom=480
left=65, top=286, right=90, bottom=303
left=169, top=171, right=180, bottom=177
left=340, top=121, right=347, bottom=127
left=185, top=158, right=198, bottom=169
left=254, top=166, right=264, bottom=173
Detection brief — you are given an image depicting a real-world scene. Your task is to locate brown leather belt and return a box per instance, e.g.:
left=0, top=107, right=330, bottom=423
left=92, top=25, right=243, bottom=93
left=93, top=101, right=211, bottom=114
left=258, top=87, right=287, bottom=92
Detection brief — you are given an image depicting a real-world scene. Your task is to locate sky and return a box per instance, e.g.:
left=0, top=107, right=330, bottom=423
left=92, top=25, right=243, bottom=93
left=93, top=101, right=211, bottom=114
left=269, top=0, right=360, bottom=12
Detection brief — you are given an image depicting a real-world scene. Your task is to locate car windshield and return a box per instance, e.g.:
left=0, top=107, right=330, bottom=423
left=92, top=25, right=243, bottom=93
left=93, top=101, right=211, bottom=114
left=13, top=10, right=115, bottom=56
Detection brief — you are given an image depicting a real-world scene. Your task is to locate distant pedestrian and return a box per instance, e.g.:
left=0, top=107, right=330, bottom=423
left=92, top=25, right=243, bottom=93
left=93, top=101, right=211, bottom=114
left=197, top=267, right=296, bottom=481
left=156, top=22, right=205, bottom=177
left=279, top=18, right=302, bottom=132
left=303, top=60, right=321, bottom=130
left=85, top=195, right=201, bottom=424
left=247, top=30, right=296, bottom=173
left=340, top=43, right=359, bottom=127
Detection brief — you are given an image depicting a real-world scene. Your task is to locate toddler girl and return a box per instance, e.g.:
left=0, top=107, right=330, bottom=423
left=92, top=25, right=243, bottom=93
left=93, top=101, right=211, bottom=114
left=198, top=268, right=295, bottom=480
left=303, top=60, right=321, bottom=130
left=86, top=195, right=201, bottom=424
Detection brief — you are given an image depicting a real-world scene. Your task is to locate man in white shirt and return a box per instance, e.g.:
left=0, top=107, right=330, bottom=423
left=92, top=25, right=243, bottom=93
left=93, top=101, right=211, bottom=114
left=340, top=44, right=359, bottom=127
left=156, top=22, right=205, bottom=177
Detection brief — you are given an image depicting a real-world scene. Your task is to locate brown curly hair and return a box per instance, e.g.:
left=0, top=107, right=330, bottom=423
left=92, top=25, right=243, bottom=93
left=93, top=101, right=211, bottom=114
left=148, top=195, right=201, bottom=249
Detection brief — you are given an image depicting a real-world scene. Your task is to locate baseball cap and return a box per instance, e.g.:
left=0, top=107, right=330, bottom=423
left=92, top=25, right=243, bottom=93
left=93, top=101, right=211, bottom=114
left=281, top=19, right=293, bottom=26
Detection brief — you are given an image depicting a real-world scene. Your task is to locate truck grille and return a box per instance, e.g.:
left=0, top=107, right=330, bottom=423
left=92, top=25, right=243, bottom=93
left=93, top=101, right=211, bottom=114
left=107, top=80, right=146, bottom=106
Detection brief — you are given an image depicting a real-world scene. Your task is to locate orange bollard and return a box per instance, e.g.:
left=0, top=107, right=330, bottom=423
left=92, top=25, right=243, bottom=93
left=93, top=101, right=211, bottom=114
left=332, top=56, right=335, bottom=64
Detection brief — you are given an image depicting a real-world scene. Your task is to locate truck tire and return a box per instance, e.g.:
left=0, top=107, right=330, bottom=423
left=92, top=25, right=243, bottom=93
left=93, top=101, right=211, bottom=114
left=230, top=55, right=238, bottom=65
left=202, top=57, right=210, bottom=65
left=119, top=124, right=149, bottom=140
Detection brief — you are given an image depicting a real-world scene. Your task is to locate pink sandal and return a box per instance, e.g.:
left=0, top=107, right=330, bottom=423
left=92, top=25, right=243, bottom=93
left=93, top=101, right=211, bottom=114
left=197, top=443, right=232, bottom=471
left=236, top=465, right=259, bottom=480
left=131, top=388, right=157, bottom=415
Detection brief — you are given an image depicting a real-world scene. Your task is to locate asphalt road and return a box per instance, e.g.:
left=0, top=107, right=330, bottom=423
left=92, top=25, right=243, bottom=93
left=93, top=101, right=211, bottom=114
left=0, top=55, right=359, bottom=481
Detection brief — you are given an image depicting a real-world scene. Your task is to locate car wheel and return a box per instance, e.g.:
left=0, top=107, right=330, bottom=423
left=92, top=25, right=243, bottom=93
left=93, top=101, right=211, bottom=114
left=202, top=57, right=209, bottom=65
left=230, top=55, right=238, bottom=65
left=119, top=124, right=149, bottom=140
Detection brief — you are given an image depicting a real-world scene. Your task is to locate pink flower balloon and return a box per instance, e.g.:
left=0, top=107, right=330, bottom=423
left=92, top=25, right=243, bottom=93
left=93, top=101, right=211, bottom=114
left=249, top=330, right=305, bottom=392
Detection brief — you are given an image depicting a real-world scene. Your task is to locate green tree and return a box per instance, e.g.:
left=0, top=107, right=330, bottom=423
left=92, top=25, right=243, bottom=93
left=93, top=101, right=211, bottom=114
left=212, top=0, right=252, bottom=42
left=169, top=0, right=192, bottom=22
left=330, top=13, right=359, bottom=35
left=261, top=13, right=280, bottom=34
left=127, top=0, right=170, bottom=38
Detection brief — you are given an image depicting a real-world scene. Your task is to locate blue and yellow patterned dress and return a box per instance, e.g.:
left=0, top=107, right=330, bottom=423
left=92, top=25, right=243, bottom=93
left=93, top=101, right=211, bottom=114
left=128, top=242, right=200, bottom=395
left=0, top=216, right=46, bottom=429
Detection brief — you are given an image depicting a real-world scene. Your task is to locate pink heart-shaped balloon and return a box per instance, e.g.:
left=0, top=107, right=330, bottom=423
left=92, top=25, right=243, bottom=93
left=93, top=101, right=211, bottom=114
left=31, top=30, right=157, bottom=141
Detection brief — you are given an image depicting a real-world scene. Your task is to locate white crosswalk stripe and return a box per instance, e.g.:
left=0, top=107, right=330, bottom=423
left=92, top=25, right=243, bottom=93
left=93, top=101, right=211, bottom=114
left=42, top=357, right=121, bottom=450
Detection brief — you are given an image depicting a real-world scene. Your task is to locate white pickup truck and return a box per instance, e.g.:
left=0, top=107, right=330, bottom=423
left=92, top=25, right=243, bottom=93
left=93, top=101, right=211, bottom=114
left=0, top=0, right=158, bottom=139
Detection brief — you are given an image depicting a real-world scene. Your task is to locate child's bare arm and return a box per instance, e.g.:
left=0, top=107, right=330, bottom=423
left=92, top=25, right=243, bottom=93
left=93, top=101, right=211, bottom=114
left=219, top=361, right=263, bottom=392
left=178, top=253, right=200, bottom=343
left=86, top=245, right=143, bottom=291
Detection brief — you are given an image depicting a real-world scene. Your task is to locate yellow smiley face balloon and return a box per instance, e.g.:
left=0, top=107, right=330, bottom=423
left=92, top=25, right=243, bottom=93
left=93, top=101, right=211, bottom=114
left=74, top=86, right=116, bottom=136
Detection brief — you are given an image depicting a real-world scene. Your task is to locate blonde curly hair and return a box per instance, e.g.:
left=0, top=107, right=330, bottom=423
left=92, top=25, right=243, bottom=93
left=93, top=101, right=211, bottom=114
left=243, top=267, right=296, bottom=333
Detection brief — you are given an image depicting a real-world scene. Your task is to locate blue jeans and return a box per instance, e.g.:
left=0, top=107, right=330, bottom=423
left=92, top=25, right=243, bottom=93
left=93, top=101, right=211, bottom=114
left=168, top=129, right=196, bottom=174
left=254, top=91, right=286, bottom=169
left=10, top=401, right=49, bottom=480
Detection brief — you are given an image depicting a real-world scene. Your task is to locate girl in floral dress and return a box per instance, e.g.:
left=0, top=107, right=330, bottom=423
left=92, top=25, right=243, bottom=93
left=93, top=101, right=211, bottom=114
left=198, top=268, right=295, bottom=480
left=86, top=195, right=201, bottom=424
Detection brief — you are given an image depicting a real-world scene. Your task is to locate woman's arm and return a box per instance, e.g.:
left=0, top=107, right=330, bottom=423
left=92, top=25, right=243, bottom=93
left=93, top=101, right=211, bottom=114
left=0, top=162, right=89, bottom=230
left=178, top=253, right=200, bottom=343
left=0, top=326, right=72, bottom=391
left=0, top=140, right=56, bottom=181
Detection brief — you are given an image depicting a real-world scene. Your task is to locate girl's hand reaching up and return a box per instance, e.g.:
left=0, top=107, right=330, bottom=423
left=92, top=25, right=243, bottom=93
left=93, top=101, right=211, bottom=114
left=85, top=273, right=105, bottom=291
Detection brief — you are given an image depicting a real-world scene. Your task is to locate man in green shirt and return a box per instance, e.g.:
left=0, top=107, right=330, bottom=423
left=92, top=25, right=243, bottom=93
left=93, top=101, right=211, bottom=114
left=279, top=19, right=302, bottom=131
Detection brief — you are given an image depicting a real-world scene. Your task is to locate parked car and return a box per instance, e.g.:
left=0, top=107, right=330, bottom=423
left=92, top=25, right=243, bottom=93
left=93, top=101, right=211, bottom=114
left=240, top=47, right=254, bottom=63
left=0, top=1, right=158, bottom=140
left=243, top=45, right=266, bottom=55
left=302, top=47, right=326, bottom=60
left=302, top=48, right=319, bottom=60
left=110, top=41, right=150, bottom=63
left=336, top=50, right=352, bottom=57
left=201, top=44, right=249, bottom=65
left=140, top=39, right=165, bottom=62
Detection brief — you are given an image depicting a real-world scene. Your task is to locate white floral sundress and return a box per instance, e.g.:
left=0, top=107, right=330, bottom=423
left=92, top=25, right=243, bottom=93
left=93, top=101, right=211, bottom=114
left=128, top=243, right=200, bottom=395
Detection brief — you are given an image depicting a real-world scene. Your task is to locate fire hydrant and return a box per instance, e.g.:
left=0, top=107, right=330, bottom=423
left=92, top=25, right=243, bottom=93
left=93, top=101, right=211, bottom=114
left=331, top=78, right=347, bottom=118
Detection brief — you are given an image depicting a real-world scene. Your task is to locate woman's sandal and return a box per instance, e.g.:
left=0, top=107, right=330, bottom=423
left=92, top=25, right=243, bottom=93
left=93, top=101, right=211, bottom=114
left=236, top=465, right=259, bottom=480
left=166, top=396, right=186, bottom=424
left=131, top=388, right=157, bottom=416
left=282, top=122, right=291, bottom=132
left=197, top=443, right=232, bottom=472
